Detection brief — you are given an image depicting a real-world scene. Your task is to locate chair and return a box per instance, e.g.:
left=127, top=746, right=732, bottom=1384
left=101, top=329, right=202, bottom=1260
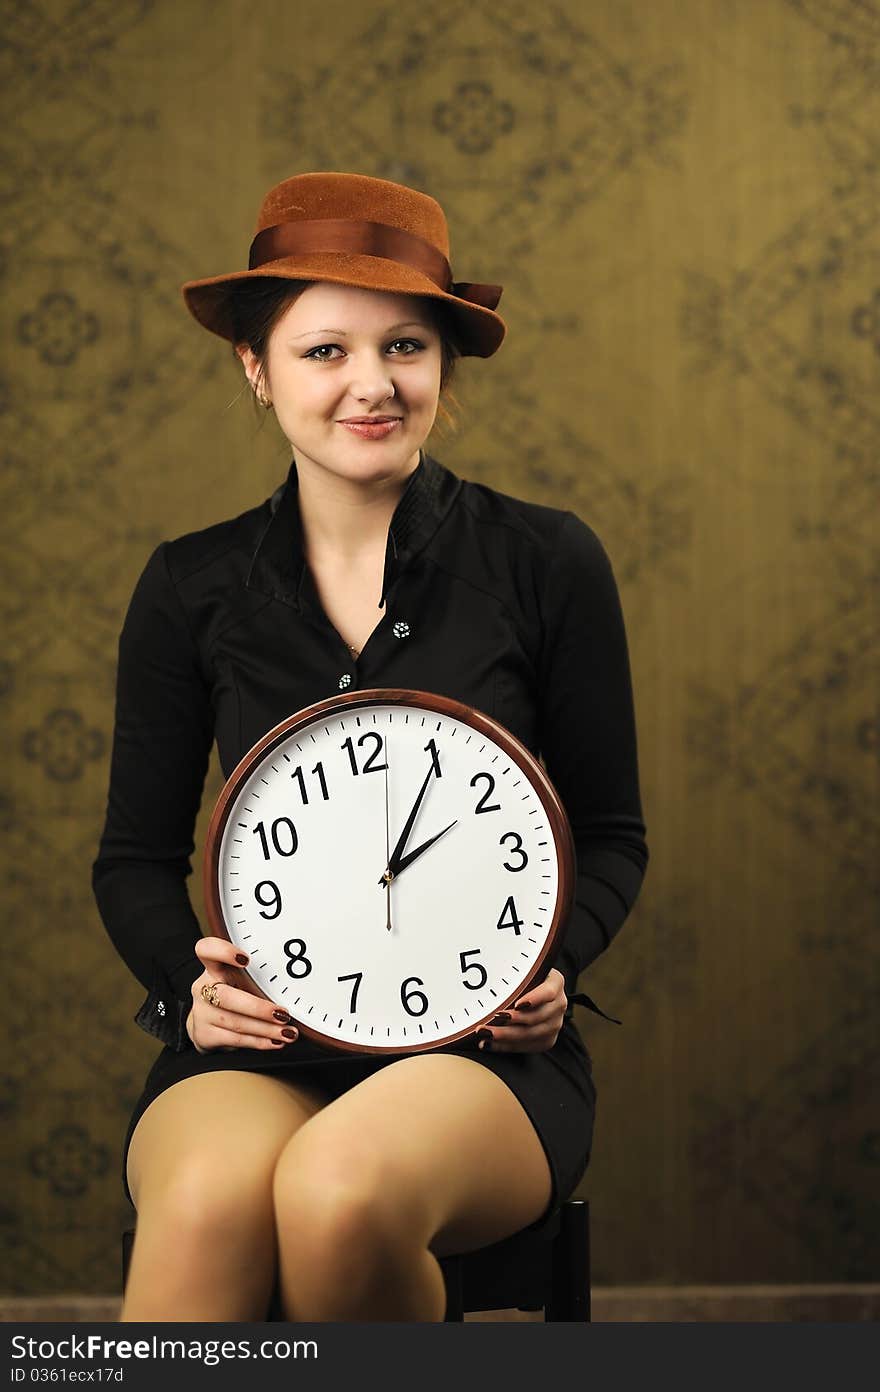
left=438, top=1198, right=590, bottom=1321
left=121, top=1197, right=590, bottom=1322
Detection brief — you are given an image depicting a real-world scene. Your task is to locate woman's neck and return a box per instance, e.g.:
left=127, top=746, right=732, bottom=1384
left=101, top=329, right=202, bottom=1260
left=295, top=451, right=421, bottom=563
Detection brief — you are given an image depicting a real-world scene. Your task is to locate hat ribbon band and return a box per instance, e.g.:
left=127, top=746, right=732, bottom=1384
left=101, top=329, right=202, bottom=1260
left=248, top=218, right=502, bottom=310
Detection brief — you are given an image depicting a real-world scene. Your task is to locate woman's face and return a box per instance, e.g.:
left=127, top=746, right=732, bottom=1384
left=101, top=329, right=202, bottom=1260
left=239, top=282, right=443, bottom=489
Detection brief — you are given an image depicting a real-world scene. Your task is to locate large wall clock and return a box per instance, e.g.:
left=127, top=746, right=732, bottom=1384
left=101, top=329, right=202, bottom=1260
left=204, top=689, right=575, bottom=1054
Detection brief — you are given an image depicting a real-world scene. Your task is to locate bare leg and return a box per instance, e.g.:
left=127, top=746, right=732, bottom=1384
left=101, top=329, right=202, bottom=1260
left=272, top=1054, right=553, bottom=1321
left=122, top=1070, right=331, bottom=1321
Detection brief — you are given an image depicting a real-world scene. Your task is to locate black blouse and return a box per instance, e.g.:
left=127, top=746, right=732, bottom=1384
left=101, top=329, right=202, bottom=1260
left=92, top=449, right=648, bottom=1050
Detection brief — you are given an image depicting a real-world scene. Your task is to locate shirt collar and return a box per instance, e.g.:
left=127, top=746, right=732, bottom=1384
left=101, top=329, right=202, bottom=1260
left=245, top=447, right=462, bottom=611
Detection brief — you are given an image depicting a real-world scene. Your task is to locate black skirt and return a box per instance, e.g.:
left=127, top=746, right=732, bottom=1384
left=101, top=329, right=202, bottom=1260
left=121, top=1018, right=596, bottom=1229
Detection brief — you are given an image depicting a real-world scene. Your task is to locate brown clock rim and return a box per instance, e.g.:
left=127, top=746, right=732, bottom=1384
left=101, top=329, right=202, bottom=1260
left=203, top=688, right=576, bottom=1056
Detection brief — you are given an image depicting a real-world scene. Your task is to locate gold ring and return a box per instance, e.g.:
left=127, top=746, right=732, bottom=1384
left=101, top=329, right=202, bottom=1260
left=200, top=981, right=221, bottom=1008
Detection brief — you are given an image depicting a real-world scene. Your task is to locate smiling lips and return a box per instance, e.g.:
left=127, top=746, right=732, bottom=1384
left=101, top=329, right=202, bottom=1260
left=338, top=418, right=402, bottom=439
left=338, top=415, right=402, bottom=424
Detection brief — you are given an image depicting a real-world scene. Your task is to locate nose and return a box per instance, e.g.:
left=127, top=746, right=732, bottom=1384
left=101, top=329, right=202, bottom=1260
left=347, top=350, right=397, bottom=408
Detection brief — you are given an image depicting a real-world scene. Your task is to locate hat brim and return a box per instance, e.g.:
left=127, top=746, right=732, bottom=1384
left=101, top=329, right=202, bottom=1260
left=181, top=252, right=506, bottom=358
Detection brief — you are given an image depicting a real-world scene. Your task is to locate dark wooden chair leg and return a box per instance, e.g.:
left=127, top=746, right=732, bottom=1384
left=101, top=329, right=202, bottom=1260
left=546, top=1198, right=590, bottom=1321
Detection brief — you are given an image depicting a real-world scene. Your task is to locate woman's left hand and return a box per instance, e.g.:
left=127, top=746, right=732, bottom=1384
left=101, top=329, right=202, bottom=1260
left=476, top=967, right=567, bottom=1053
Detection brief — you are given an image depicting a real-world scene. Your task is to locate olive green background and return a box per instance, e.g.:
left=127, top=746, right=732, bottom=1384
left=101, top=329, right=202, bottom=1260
left=3, top=0, right=877, bottom=1294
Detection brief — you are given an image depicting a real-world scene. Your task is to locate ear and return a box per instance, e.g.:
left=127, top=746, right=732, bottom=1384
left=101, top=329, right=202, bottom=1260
left=235, top=343, right=261, bottom=390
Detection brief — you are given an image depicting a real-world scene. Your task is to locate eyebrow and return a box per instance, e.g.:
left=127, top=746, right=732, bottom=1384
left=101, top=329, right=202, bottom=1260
left=290, top=320, right=431, bottom=340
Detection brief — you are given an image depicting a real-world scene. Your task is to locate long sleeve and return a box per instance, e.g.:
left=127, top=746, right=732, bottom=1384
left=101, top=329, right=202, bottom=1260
left=92, top=542, right=214, bottom=1050
left=537, top=512, right=649, bottom=1022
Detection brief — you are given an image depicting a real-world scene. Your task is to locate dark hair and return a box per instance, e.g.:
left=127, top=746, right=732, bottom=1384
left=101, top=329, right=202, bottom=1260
left=226, top=278, right=463, bottom=437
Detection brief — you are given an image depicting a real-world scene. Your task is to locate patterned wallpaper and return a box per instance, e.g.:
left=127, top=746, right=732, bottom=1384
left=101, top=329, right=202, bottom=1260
left=3, top=0, right=877, bottom=1294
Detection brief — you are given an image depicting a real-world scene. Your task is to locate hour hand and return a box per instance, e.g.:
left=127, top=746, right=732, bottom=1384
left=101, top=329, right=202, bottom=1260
left=380, top=762, right=436, bottom=884
left=391, top=820, right=458, bottom=878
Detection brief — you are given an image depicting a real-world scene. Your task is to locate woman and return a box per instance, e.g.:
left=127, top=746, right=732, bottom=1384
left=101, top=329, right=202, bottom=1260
left=93, top=171, right=648, bottom=1322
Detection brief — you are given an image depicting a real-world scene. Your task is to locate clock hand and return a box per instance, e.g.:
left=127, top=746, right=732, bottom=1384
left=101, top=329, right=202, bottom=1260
left=383, top=741, right=392, bottom=932
left=379, top=759, right=438, bottom=885
left=390, top=820, right=458, bottom=878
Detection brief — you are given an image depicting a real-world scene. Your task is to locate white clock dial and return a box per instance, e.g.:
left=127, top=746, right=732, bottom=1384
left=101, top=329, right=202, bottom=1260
left=207, top=693, right=573, bottom=1053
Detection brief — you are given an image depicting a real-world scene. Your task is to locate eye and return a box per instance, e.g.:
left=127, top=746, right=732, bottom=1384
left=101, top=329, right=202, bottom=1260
left=303, top=344, right=342, bottom=361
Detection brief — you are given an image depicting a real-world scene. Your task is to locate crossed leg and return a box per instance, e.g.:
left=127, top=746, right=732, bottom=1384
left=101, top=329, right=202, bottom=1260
left=272, top=1053, right=554, bottom=1322
left=121, top=1052, right=553, bottom=1323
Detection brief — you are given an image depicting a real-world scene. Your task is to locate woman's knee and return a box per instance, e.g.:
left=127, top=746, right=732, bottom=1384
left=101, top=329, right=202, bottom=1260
left=137, top=1147, right=276, bottom=1238
left=272, top=1134, right=428, bottom=1256
left=127, top=1070, right=330, bottom=1213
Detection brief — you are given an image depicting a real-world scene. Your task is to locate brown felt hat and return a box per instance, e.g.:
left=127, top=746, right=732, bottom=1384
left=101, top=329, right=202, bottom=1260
left=181, top=171, right=506, bottom=358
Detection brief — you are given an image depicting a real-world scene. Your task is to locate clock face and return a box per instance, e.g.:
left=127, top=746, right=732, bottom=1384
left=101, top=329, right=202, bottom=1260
left=205, top=690, right=574, bottom=1053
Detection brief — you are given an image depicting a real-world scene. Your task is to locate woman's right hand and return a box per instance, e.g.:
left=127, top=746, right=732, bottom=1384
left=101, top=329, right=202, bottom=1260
left=186, top=937, right=300, bottom=1053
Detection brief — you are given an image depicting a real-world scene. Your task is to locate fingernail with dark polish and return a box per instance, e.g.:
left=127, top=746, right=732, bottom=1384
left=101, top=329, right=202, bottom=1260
left=476, top=1028, right=493, bottom=1043
left=273, top=1010, right=291, bottom=1023
left=490, top=1012, right=511, bottom=1025
left=515, top=1000, right=533, bottom=1010
left=281, top=1027, right=298, bottom=1040
left=236, top=953, right=250, bottom=965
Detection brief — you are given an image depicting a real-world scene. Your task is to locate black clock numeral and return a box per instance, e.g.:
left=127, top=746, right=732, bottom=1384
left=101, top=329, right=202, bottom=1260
left=471, top=771, right=501, bottom=814
left=338, top=971, right=363, bottom=1013
left=401, top=975, right=429, bottom=1017
left=341, top=731, right=388, bottom=775
left=283, top=938, right=312, bottom=979
left=459, top=948, right=488, bottom=991
left=253, top=818, right=298, bottom=860
left=500, top=831, right=528, bottom=872
left=424, top=738, right=442, bottom=778
left=254, top=880, right=282, bottom=919
left=291, top=761, right=329, bottom=804
left=497, top=895, right=524, bottom=936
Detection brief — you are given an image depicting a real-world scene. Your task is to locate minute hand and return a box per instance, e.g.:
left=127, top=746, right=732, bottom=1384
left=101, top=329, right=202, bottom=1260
left=379, top=763, right=437, bottom=885
left=391, top=820, right=458, bottom=878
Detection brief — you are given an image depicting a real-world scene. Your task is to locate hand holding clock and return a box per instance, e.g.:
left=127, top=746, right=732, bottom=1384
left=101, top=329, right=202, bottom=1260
left=185, top=937, right=301, bottom=1054
left=478, top=967, right=568, bottom=1053
left=184, top=935, right=564, bottom=1055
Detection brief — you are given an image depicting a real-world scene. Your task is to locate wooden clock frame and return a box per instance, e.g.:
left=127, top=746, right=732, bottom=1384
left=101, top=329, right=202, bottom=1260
left=203, top=688, right=576, bottom=1054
